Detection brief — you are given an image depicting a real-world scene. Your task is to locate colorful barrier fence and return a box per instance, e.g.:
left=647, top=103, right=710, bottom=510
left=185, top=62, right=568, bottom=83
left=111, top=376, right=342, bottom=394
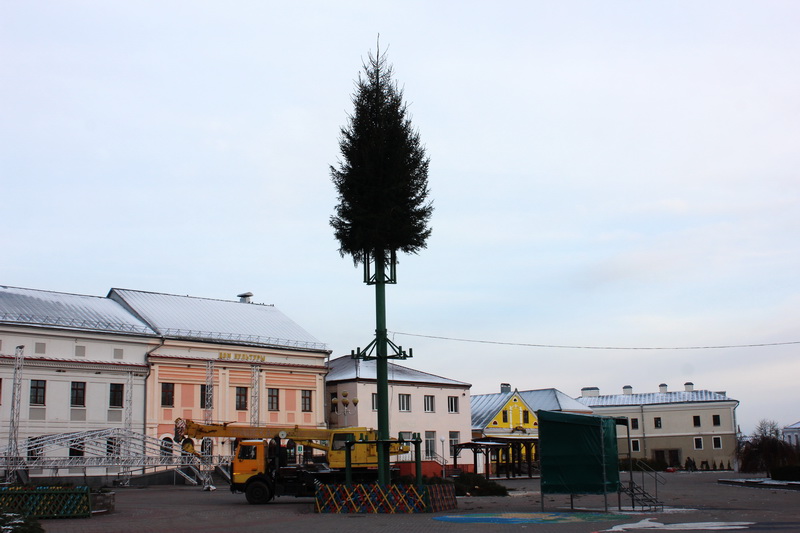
left=0, top=486, right=92, bottom=519
left=425, top=483, right=458, bottom=512
left=315, top=483, right=457, bottom=513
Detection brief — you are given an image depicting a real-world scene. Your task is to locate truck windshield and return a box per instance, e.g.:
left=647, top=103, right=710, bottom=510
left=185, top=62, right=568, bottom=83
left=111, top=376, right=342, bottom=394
left=331, top=434, right=354, bottom=450
left=238, top=445, right=257, bottom=460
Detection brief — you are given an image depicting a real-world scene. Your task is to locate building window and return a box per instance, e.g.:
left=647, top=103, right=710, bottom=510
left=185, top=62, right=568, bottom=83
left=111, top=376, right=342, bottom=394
left=267, top=388, right=279, bottom=411
left=631, top=439, right=641, bottom=452
left=448, top=396, right=459, bottom=413
left=713, top=436, right=722, bottom=449
left=109, top=383, right=124, bottom=408
left=693, top=415, right=701, bottom=427
left=69, top=441, right=84, bottom=458
left=654, top=417, right=662, bottom=429
left=694, top=437, right=703, bottom=450
left=161, top=383, right=174, bottom=407
left=424, top=395, right=435, bottom=413
left=113, top=348, right=124, bottom=360
left=713, top=414, right=721, bottom=426
left=523, top=410, right=530, bottom=424
left=631, top=418, right=639, bottom=430
left=398, top=431, right=412, bottom=442
left=27, top=436, right=43, bottom=462
left=424, top=431, right=436, bottom=459
left=372, top=393, right=378, bottom=411
left=449, top=431, right=460, bottom=456
left=30, top=380, right=46, bottom=405
left=75, top=345, right=86, bottom=357
left=502, top=410, right=508, bottom=423
left=398, top=394, right=411, bottom=412
left=330, top=392, right=338, bottom=413
left=301, top=390, right=312, bottom=412
left=70, top=382, right=86, bottom=407
left=107, top=438, right=121, bottom=457
left=160, top=437, right=173, bottom=459
left=34, top=342, right=46, bottom=354
left=235, top=387, right=248, bottom=410
left=200, top=384, right=211, bottom=409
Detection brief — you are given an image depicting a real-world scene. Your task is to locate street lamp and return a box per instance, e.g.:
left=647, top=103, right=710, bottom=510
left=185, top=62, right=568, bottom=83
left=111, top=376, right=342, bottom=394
left=440, top=436, right=446, bottom=478
left=332, top=391, right=358, bottom=427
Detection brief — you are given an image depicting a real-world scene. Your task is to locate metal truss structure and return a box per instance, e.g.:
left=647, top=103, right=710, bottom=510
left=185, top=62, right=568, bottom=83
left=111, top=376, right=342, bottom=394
left=5, top=345, right=25, bottom=482
left=250, top=364, right=260, bottom=426
left=0, top=427, right=232, bottom=487
left=204, top=360, right=214, bottom=425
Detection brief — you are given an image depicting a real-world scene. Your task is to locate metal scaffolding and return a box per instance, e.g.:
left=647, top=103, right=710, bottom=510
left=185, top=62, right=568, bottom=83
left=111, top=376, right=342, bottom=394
left=250, top=364, right=260, bottom=427
left=5, top=345, right=25, bottom=483
left=204, top=360, right=214, bottom=425
left=0, top=428, right=232, bottom=486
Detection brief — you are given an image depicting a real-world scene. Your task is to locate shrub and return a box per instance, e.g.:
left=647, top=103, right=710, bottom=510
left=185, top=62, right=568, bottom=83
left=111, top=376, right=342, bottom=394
left=452, top=472, right=508, bottom=497
left=738, top=436, right=798, bottom=473
left=770, top=465, right=800, bottom=481
left=619, top=458, right=668, bottom=472
left=392, top=472, right=508, bottom=496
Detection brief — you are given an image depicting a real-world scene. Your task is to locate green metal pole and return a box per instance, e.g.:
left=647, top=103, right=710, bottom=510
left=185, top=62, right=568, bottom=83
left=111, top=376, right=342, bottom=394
left=414, top=435, right=423, bottom=487
left=375, top=250, right=390, bottom=485
left=345, top=440, right=353, bottom=488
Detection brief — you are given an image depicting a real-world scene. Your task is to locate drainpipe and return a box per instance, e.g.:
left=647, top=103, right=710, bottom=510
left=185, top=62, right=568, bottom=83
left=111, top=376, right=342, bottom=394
left=640, top=405, right=647, bottom=459
left=144, top=338, right=166, bottom=436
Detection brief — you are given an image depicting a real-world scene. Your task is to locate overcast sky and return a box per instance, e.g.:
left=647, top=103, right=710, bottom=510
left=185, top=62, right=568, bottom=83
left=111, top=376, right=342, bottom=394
left=2, top=2, right=798, bottom=434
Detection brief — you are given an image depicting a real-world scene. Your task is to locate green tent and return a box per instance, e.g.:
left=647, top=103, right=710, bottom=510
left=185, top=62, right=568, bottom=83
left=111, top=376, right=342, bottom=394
left=537, top=410, right=621, bottom=496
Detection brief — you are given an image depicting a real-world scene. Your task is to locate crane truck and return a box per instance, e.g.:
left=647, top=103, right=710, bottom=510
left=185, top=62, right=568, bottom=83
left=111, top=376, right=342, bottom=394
left=174, top=418, right=408, bottom=504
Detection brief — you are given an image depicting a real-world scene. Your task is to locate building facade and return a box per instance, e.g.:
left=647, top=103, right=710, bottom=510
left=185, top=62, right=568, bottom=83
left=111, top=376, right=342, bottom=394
left=325, top=356, right=472, bottom=467
left=1, top=285, right=330, bottom=479
left=576, top=382, right=739, bottom=470
left=783, top=421, right=800, bottom=447
left=108, top=289, right=330, bottom=456
left=470, top=383, right=593, bottom=476
left=0, top=286, right=156, bottom=479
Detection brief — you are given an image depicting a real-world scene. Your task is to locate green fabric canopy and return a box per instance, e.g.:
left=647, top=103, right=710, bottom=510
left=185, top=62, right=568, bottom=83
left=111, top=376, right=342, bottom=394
left=537, top=410, right=621, bottom=495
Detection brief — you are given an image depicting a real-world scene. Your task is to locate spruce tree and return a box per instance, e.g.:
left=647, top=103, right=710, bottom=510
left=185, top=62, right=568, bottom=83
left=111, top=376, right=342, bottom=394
left=330, top=47, right=432, bottom=265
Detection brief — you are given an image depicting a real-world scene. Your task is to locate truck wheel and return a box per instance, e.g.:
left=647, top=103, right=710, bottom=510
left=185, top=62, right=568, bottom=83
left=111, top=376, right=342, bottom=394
left=245, top=481, right=272, bottom=505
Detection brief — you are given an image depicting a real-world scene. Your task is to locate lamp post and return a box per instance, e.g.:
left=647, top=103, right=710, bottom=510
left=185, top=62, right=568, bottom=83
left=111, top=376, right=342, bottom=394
left=332, top=391, right=358, bottom=427
left=440, top=436, right=446, bottom=478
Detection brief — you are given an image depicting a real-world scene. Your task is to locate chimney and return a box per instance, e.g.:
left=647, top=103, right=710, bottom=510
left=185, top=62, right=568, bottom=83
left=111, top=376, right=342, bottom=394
left=237, top=292, right=253, bottom=303
left=659, top=383, right=668, bottom=393
left=684, top=382, right=694, bottom=392
left=623, top=385, right=633, bottom=395
left=581, top=386, right=600, bottom=397
left=500, top=383, right=511, bottom=393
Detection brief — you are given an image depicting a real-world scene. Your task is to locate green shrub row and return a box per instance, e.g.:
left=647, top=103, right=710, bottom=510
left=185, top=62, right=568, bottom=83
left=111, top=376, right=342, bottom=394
left=393, top=472, right=508, bottom=496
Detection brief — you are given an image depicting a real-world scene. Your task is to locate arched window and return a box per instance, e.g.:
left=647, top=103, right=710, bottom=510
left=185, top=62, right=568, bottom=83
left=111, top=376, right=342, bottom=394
left=160, top=437, right=174, bottom=462
left=181, top=438, right=193, bottom=456
left=202, top=437, right=213, bottom=457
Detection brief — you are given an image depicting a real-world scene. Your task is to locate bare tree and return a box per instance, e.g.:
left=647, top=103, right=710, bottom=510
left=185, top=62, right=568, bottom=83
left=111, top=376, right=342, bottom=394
left=753, top=419, right=781, bottom=439
left=738, top=419, right=796, bottom=473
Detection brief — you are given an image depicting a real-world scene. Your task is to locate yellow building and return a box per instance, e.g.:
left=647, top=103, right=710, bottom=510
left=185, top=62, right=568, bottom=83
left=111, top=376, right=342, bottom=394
left=469, top=384, right=593, bottom=476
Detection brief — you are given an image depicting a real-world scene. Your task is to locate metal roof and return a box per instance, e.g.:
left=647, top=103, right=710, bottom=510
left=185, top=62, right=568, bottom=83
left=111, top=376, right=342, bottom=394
left=325, top=355, right=471, bottom=387
left=784, top=421, right=800, bottom=430
left=109, top=288, right=327, bottom=352
left=471, top=389, right=593, bottom=430
left=0, top=285, right=156, bottom=336
left=574, top=390, right=737, bottom=408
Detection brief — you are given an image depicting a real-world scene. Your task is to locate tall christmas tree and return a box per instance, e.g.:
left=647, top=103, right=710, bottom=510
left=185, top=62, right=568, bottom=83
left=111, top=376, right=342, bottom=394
left=330, top=44, right=432, bottom=484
